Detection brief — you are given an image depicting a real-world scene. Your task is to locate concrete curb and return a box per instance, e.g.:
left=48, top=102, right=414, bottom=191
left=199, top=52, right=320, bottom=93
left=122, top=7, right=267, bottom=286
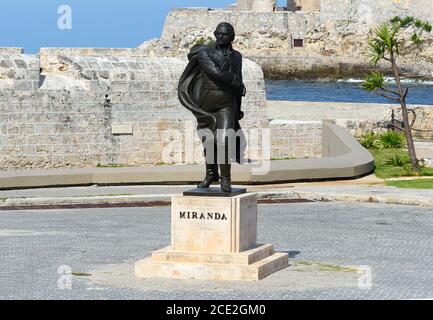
left=2, top=189, right=433, bottom=208
left=1, top=194, right=172, bottom=207
left=288, top=191, right=433, bottom=207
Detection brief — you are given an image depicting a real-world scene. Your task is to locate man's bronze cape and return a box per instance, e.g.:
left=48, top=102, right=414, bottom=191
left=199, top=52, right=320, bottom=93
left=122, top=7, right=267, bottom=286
left=178, top=45, right=243, bottom=133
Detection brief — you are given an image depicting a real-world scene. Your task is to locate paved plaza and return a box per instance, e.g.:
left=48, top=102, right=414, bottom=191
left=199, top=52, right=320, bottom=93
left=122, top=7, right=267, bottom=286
left=1, top=201, right=433, bottom=299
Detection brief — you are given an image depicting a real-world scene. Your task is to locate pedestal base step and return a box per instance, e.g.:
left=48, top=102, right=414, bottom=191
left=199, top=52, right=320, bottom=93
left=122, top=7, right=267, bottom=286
left=135, top=244, right=288, bottom=281
left=152, top=243, right=275, bottom=265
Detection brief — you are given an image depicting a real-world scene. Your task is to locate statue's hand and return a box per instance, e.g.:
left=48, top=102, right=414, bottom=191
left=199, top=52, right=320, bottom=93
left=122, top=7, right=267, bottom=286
left=240, top=84, right=246, bottom=97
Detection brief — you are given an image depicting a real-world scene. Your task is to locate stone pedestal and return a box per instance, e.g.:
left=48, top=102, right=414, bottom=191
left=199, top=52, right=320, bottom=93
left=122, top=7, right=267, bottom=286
left=135, top=193, right=288, bottom=281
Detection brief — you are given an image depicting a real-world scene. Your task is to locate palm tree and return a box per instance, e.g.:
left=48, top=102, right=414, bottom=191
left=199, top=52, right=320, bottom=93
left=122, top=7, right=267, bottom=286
left=363, top=16, right=432, bottom=172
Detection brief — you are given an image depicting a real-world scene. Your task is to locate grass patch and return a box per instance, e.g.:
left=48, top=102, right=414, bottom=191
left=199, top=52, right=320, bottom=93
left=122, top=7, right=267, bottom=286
left=369, top=148, right=433, bottom=179
left=317, top=263, right=358, bottom=273
left=72, top=272, right=92, bottom=277
left=386, top=179, right=433, bottom=189
left=96, top=194, right=134, bottom=197
left=154, top=161, right=176, bottom=166
left=96, top=164, right=131, bottom=168
left=271, top=157, right=298, bottom=161
left=293, top=261, right=358, bottom=273
left=295, top=261, right=313, bottom=266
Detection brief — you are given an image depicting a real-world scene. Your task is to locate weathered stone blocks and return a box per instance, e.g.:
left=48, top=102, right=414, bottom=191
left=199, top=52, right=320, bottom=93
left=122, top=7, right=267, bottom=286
left=0, top=49, right=272, bottom=170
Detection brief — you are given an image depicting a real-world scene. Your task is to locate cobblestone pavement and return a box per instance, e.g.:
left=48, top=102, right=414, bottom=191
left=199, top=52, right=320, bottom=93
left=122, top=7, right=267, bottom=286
left=1, top=202, right=433, bottom=300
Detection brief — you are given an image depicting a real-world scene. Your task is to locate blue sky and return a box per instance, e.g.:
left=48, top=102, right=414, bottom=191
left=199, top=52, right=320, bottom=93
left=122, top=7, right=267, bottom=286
left=0, top=0, right=237, bottom=53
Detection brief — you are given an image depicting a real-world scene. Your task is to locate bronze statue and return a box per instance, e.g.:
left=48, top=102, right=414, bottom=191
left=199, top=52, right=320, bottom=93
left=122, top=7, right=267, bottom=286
left=178, top=22, right=246, bottom=193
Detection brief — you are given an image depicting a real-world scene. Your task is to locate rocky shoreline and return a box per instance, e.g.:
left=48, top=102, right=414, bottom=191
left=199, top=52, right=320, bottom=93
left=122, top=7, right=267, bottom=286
left=249, top=56, right=433, bottom=81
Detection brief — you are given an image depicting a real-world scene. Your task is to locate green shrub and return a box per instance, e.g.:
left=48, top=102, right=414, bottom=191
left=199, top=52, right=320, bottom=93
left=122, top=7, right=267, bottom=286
left=401, top=163, right=422, bottom=176
left=194, top=37, right=215, bottom=47
left=385, top=153, right=410, bottom=167
left=359, top=131, right=379, bottom=149
left=377, top=131, right=406, bottom=149
left=371, top=148, right=433, bottom=178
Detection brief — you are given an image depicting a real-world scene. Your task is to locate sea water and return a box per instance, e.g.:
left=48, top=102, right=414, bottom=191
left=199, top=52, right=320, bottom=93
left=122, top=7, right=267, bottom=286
left=265, top=79, right=433, bottom=105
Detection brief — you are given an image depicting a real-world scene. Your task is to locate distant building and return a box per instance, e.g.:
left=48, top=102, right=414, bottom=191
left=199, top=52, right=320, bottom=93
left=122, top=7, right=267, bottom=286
left=286, top=0, right=321, bottom=12
left=236, top=0, right=277, bottom=12
left=235, top=0, right=320, bottom=12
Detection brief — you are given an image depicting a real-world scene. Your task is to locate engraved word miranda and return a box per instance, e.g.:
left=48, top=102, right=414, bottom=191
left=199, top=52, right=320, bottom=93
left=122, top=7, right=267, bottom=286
left=179, top=211, right=228, bottom=220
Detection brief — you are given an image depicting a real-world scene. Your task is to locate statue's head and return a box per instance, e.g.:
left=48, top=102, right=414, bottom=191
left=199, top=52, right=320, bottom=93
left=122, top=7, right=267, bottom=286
left=214, top=22, right=235, bottom=47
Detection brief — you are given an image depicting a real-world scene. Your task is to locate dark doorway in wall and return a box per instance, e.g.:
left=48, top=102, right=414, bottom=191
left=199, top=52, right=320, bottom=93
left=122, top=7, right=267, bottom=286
left=293, top=39, right=304, bottom=47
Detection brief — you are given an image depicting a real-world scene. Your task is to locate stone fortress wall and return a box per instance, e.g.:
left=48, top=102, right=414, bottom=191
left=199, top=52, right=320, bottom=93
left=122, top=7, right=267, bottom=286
left=0, top=47, right=320, bottom=170
left=321, top=0, right=433, bottom=26
left=235, top=0, right=320, bottom=12
left=3, top=1, right=431, bottom=171
left=142, top=0, right=433, bottom=80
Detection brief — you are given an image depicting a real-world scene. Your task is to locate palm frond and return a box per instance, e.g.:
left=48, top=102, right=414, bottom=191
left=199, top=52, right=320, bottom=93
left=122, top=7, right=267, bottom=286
left=367, top=38, right=386, bottom=64
left=363, top=72, right=385, bottom=92
left=367, top=23, right=400, bottom=63
left=374, top=23, right=392, bottom=47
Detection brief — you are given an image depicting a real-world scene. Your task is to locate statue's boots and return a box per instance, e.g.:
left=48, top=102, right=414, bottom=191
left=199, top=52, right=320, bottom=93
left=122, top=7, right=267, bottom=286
left=198, top=164, right=219, bottom=188
left=219, top=164, right=232, bottom=193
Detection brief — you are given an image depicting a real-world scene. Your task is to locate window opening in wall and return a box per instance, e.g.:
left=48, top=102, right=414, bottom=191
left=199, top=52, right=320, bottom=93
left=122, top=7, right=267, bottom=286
left=293, top=39, right=304, bottom=47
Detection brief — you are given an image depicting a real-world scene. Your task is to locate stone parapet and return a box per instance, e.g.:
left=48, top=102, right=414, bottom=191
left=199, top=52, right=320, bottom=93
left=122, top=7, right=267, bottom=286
left=0, top=53, right=40, bottom=92
left=270, top=120, right=322, bottom=159
left=268, top=100, right=433, bottom=140
left=0, top=48, right=24, bottom=54
left=0, top=51, right=269, bottom=170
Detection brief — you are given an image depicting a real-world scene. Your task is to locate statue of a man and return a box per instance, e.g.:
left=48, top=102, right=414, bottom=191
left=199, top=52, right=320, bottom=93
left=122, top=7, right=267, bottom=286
left=178, top=22, right=246, bottom=193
